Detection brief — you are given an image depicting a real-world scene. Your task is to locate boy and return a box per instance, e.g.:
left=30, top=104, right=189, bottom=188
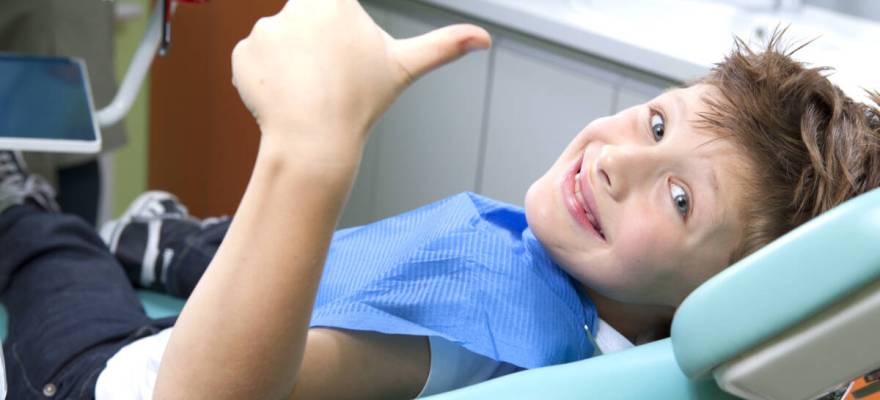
left=1, top=1, right=878, bottom=399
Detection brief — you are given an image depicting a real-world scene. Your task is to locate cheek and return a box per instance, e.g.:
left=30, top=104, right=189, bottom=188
left=614, top=208, right=682, bottom=278
left=525, top=173, right=552, bottom=218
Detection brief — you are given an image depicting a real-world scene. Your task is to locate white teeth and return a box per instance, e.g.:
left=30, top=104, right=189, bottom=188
left=574, top=169, right=602, bottom=238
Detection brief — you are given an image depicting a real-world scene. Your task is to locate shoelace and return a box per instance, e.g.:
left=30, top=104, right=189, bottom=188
left=0, top=152, right=25, bottom=187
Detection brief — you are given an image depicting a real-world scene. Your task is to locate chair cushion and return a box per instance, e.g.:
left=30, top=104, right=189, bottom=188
left=672, top=188, right=880, bottom=378
left=423, top=339, right=735, bottom=399
left=714, top=279, right=880, bottom=400
left=137, top=290, right=185, bottom=319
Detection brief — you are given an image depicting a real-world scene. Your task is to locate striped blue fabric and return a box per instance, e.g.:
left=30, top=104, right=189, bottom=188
left=310, top=192, right=598, bottom=369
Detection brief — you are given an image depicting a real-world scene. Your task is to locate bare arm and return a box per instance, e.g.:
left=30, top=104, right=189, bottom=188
left=153, top=1, right=489, bottom=399
left=289, top=330, right=429, bottom=400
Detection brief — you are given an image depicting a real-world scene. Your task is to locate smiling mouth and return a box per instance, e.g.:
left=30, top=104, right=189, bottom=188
left=565, top=157, right=606, bottom=242
left=575, top=169, right=605, bottom=238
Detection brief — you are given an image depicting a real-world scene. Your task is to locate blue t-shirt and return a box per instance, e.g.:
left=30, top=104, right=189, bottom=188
left=310, top=192, right=598, bottom=369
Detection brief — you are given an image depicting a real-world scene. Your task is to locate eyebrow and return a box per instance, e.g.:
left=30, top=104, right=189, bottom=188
left=700, top=165, right=723, bottom=229
left=699, top=146, right=724, bottom=232
left=707, top=165, right=720, bottom=194
left=702, top=166, right=721, bottom=230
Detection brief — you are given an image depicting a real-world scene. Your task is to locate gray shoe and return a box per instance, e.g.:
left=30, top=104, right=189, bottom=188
left=99, top=190, right=192, bottom=253
left=0, top=150, right=59, bottom=214
left=100, top=191, right=198, bottom=289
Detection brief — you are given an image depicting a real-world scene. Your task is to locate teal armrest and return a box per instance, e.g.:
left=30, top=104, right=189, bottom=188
left=673, top=188, right=880, bottom=378
left=425, top=339, right=735, bottom=400
left=137, top=290, right=185, bottom=319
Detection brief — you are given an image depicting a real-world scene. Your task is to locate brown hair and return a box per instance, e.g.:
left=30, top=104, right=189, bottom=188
left=695, top=30, right=880, bottom=263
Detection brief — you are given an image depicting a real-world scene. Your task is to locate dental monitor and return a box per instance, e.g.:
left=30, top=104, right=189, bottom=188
left=0, top=54, right=102, bottom=153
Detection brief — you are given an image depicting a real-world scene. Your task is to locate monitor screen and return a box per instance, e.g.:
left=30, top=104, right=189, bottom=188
left=0, top=55, right=98, bottom=142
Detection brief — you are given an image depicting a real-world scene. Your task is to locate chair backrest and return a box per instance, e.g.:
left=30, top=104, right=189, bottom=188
left=671, top=188, right=880, bottom=398
left=714, top=279, right=880, bottom=399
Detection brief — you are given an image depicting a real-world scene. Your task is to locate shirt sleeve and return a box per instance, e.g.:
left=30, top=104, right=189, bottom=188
left=417, top=336, right=521, bottom=398
left=594, top=319, right=635, bottom=354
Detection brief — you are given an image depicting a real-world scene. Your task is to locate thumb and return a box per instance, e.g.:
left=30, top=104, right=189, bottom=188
left=390, top=24, right=491, bottom=83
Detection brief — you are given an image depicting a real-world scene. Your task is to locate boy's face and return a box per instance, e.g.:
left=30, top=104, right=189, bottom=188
left=526, top=85, right=749, bottom=307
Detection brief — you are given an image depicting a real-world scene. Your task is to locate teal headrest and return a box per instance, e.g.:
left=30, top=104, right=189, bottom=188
left=671, top=188, right=880, bottom=378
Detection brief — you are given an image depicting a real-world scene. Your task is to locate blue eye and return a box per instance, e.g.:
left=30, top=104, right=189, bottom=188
left=671, top=183, right=689, bottom=218
left=650, top=113, right=665, bottom=141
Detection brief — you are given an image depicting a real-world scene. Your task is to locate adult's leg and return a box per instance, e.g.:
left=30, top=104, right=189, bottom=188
left=0, top=205, right=174, bottom=399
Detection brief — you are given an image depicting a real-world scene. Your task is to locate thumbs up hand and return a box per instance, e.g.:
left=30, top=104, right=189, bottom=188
left=231, top=0, right=491, bottom=157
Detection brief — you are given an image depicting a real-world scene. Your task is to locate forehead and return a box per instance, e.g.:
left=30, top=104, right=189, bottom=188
left=656, top=86, right=750, bottom=252
left=656, top=84, right=717, bottom=120
left=655, top=85, right=739, bottom=176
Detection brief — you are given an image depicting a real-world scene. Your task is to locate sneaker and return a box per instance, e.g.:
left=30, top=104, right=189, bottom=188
left=0, top=150, right=59, bottom=214
left=100, top=191, right=200, bottom=290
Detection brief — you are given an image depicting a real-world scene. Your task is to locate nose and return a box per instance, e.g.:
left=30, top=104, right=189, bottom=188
left=595, top=144, right=660, bottom=201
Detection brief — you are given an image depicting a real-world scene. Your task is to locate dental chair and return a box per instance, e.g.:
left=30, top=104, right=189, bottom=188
left=425, top=188, right=880, bottom=400
left=2, top=188, right=879, bottom=399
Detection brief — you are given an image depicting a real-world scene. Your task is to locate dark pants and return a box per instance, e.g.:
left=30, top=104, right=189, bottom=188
left=0, top=205, right=181, bottom=399
left=158, top=217, right=229, bottom=299
left=57, top=160, right=100, bottom=227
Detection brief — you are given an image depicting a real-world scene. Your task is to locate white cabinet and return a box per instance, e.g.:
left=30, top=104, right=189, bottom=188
left=340, top=2, right=490, bottom=227
left=615, top=76, right=670, bottom=113
left=372, top=9, right=490, bottom=220
left=479, top=39, right=618, bottom=206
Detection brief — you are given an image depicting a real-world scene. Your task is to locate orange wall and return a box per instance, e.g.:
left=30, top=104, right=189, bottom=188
left=149, top=1, right=285, bottom=218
